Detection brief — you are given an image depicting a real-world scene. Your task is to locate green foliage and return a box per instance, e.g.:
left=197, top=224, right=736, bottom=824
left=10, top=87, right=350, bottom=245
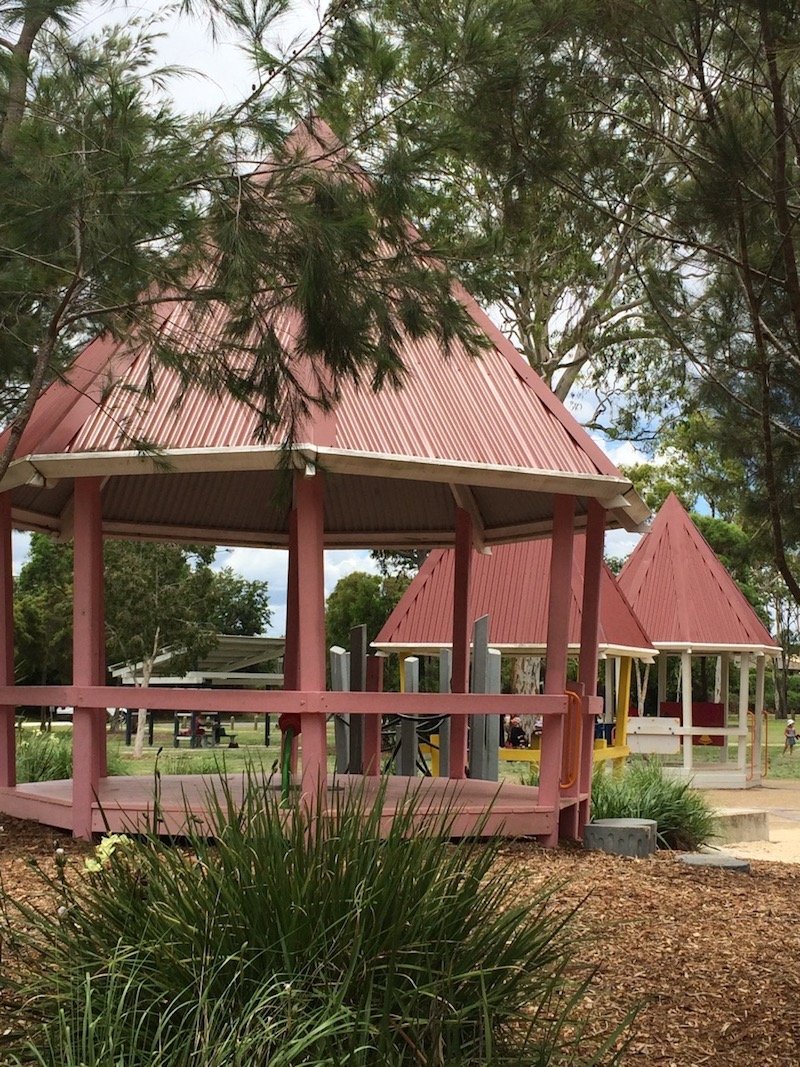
left=15, top=729, right=126, bottom=783
left=0, top=2, right=485, bottom=484
left=314, top=0, right=681, bottom=429
left=591, top=760, right=715, bottom=851
left=1, top=775, right=632, bottom=1066
left=12, top=536, right=271, bottom=685
left=325, top=569, right=410, bottom=650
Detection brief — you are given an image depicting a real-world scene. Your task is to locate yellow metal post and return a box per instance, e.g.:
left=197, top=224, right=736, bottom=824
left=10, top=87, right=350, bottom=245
left=613, top=656, right=632, bottom=776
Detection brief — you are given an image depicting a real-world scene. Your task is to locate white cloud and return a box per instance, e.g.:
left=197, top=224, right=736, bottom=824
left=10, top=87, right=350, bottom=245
left=12, top=531, right=30, bottom=576
left=88, top=1, right=323, bottom=115
left=589, top=434, right=650, bottom=470
left=605, top=528, right=642, bottom=563
left=214, top=546, right=377, bottom=635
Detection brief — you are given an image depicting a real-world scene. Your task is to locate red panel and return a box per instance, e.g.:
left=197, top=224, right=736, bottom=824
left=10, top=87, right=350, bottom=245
left=660, top=700, right=725, bottom=747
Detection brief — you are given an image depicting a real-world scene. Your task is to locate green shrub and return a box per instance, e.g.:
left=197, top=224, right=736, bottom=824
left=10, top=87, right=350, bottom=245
left=591, top=759, right=715, bottom=850
left=2, top=773, right=631, bottom=1066
left=15, top=728, right=127, bottom=783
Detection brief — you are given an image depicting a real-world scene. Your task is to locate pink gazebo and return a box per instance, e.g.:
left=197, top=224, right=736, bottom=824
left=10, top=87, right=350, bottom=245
left=0, top=125, right=648, bottom=842
left=618, top=494, right=780, bottom=787
left=374, top=538, right=656, bottom=765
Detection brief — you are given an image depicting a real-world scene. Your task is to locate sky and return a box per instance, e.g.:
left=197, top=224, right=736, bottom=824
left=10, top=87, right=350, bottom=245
left=9, top=1, right=650, bottom=634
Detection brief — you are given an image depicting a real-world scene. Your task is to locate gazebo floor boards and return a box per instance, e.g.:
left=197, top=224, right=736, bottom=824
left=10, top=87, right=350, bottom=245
left=0, top=774, right=561, bottom=839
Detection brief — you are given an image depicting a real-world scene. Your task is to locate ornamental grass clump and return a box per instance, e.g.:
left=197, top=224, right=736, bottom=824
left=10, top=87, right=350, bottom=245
left=0, top=772, right=631, bottom=1066
left=15, top=728, right=126, bottom=783
left=591, top=759, right=716, bottom=850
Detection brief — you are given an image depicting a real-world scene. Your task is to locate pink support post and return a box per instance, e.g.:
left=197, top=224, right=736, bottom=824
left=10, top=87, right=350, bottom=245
left=283, top=508, right=300, bottom=692
left=72, top=478, right=106, bottom=838
left=0, top=494, right=15, bottom=788
left=576, top=500, right=605, bottom=832
left=293, top=471, right=328, bottom=799
left=363, top=655, right=384, bottom=775
left=449, top=507, right=472, bottom=779
left=539, top=494, right=575, bottom=846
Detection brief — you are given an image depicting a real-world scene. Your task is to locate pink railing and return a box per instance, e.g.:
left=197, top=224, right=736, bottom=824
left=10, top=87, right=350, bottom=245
left=0, top=686, right=568, bottom=720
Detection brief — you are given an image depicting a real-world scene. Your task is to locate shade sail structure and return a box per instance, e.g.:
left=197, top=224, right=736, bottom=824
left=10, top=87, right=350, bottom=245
left=375, top=536, right=655, bottom=661
left=617, top=494, right=779, bottom=655
left=109, top=634, right=285, bottom=688
left=0, top=119, right=647, bottom=548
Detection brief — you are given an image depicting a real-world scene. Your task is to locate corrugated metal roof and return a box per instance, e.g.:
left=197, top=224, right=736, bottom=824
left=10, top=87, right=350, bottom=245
left=1, top=118, right=649, bottom=542
left=375, top=536, right=655, bottom=659
left=617, top=494, right=779, bottom=652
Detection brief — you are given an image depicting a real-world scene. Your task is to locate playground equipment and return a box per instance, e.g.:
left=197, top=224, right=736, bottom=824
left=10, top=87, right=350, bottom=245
left=374, top=538, right=656, bottom=778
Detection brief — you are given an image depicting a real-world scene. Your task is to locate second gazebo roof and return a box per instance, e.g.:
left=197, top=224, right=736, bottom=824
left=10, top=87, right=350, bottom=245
left=375, top=537, right=656, bottom=660
left=617, top=493, right=779, bottom=654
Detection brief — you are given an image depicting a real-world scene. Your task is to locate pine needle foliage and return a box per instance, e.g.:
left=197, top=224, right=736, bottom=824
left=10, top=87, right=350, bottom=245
left=1, top=772, right=632, bottom=1065
left=591, top=759, right=716, bottom=851
left=14, top=728, right=127, bottom=783
left=0, top=3, right=486, bottom=482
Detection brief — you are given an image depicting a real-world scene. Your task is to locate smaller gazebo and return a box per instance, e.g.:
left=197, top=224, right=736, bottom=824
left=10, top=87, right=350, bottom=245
left=617, top=494, right=780, bottom=787
left=374, top=537, right=656, bottom=768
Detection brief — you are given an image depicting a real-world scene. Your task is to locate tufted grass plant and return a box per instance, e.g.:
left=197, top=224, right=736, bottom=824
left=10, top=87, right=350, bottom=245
left=591, top=759, right=716, bottom=850
left=15, top=728, right=127, bottom=783
left=1, top=770, right=631, bottom=1066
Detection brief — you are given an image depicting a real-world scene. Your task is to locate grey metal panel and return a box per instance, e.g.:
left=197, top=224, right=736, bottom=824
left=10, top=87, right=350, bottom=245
left=399, top=658, right=419, bottom=777
left=438, top=648, right=451, bottom=777
left=469, top=616, right=489, bottom=781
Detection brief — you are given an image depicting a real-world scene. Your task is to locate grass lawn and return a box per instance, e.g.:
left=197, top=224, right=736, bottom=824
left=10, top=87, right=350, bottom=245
left=19, top=713, right=800, bottom=782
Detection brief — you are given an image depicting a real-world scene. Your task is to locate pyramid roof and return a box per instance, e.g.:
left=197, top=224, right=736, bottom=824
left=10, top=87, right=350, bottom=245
left=375, top=536, right=655, bottom=660
left=617, top=494, right=779, bottom=654
left=0, top=120, right=647, bottom=548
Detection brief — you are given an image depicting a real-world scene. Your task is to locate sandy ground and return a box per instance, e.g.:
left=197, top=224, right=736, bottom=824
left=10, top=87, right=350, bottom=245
left=703, top=779, right=800, bottom=863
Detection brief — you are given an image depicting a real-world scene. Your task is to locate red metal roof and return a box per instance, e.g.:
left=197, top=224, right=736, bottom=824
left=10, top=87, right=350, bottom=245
left=375, top=536, right=655, bottom=659
left=0, top=119, right=648, bottom=544
left=617, top=494, right=779, bottom=652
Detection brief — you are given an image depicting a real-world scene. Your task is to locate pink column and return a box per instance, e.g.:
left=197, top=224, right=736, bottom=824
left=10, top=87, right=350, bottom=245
left=293, top=471, right=328, bottom=798
left=0, top=494, right=15, bottom=788
left=577, top=500, right=605, bottom=832
left=539, top=494, right=575, bottom=846
left=72, top=478, right=106, bottom=838
left=283, top=508, right=299, bottom=692
left=449, top=507, right=472, bottom=778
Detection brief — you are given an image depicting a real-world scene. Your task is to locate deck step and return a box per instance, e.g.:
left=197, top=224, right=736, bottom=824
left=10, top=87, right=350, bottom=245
left=710, top=808, right=769, bottom=844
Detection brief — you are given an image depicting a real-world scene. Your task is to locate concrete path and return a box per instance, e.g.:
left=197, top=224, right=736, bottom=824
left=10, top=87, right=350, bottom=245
left=702, top=779, right=800, bottom=863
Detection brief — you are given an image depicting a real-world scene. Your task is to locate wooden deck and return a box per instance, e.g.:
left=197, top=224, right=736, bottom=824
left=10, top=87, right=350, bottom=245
left=0, top=773, right=559, bottom=839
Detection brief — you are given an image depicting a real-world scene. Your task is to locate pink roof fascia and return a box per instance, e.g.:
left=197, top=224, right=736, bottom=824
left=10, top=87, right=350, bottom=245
left=617, top=493, right=779, bottom=651
left=375, top=537, right=655, bottom=657
left=3, top=119, right=640, bottom=507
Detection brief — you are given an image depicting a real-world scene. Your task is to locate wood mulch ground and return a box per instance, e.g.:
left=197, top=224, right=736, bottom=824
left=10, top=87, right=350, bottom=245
left=1, top=815, right=798, bottom=1066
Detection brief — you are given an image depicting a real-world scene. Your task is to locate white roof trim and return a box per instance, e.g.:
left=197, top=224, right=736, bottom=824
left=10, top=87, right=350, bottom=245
left=372, top=641, right=656, bottom=662
left=2, top=442, right=648, bottom=530
left=653, top=641, right=780, bottom=656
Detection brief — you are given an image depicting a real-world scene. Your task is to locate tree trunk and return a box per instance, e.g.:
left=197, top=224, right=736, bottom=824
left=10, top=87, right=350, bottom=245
left=132, top=655, right=156, bottom=758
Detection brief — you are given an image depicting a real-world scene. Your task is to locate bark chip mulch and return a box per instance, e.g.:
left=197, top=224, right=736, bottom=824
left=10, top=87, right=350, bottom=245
left=1, top=817, right=798, bottom=1066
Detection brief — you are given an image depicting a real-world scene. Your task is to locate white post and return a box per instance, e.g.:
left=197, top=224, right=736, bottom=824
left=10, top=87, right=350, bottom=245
left=754, top=654, right=766, bottom=783
left=738, top=653, right=751, bottom=775
left=681, top=651, right=693, bottom=773
left=719, top=652, right=730, bottom=762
